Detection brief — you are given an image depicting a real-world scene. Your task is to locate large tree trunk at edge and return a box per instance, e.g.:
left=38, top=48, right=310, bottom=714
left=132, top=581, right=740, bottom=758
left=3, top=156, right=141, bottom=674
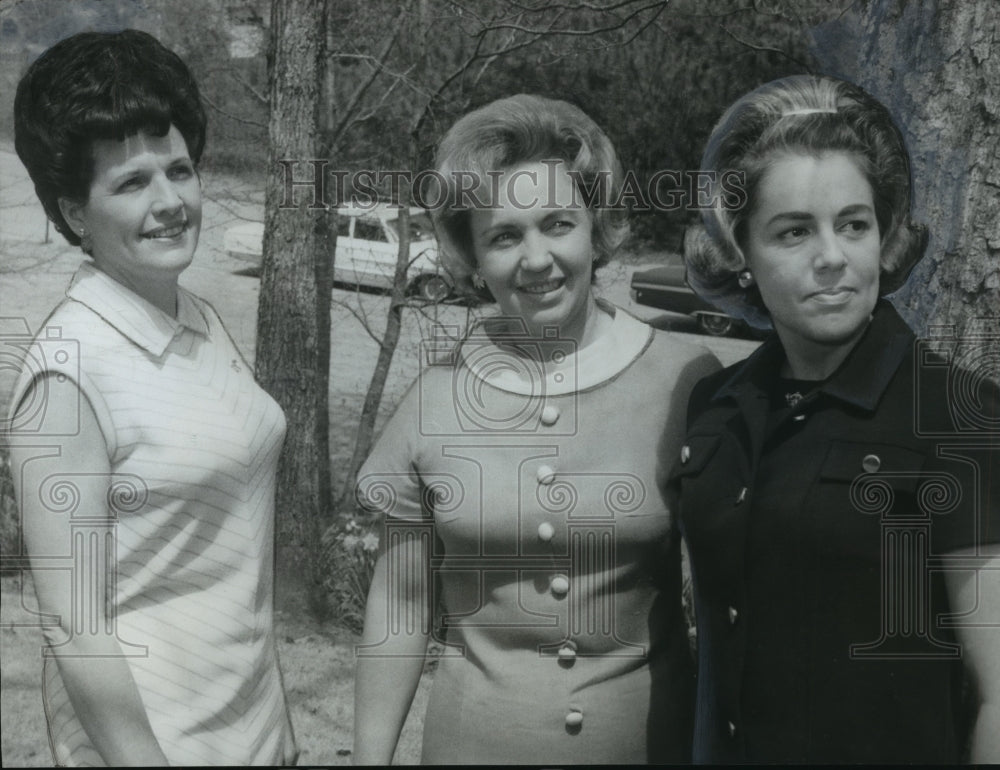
left=812, top=0, right=999, bottom=375
left=256, top=0, right=332, bottom=573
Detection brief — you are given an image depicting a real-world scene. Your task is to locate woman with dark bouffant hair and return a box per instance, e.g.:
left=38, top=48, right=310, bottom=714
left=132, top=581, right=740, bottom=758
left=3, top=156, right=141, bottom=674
left=675, top=74, right=1000, bottom=763
left=353, top=93, right=719, bottom=764
left=8, top=30, right=296, bottom=765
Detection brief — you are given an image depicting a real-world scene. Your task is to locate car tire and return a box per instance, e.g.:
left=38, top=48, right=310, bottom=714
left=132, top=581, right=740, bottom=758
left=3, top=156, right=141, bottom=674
left=697, top=313, right=734, bottom=337
left=412, top=274, right=451, bottom=302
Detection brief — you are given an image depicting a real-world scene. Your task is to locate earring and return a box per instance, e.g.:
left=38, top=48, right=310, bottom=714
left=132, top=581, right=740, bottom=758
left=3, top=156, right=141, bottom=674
left=77, top=226, right=93, bottom=253
left=738, top=269, right=754, bottom=289
left=471, top=272, right=486, bottom=289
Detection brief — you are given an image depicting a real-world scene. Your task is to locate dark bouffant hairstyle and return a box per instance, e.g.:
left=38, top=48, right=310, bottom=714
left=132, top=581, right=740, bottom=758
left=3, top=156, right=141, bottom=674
left=685, top=75, right=927, bottom=328
left=14, top=29, right=206, bottom=248
left=432, top=93, right=629, bottom=297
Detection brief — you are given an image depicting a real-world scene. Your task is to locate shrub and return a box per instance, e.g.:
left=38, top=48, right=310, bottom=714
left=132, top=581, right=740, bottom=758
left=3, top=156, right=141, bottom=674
left=0, top=448, right=20, bottom=576
left=320, top=516, right=379, bottom=634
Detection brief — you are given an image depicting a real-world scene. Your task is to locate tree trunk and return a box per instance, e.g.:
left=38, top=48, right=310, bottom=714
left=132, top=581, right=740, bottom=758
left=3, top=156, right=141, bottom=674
left=338, top=187, right=413, bottom=512
left=812, top=0, right=1000, bottom=358
left=257, top=0, right=332, bottom=559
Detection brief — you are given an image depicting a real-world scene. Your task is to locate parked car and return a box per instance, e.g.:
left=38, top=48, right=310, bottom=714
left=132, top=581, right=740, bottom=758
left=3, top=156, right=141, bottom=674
left=224, top=203, right=453, bottom=301
left=630, top=260, right=747, bottom=337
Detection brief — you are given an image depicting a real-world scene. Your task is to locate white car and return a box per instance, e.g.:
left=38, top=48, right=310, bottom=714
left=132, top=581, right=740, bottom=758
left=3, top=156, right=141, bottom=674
left=224, top=203, right=453, bottom=301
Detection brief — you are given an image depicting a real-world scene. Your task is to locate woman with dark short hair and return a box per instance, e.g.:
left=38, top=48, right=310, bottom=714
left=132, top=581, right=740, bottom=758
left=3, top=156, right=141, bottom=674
left=676, top=74, right=1000, bottom=763
left=8, top=30, right=296, bottom=766
left=352, top=94, right=719, bottom=764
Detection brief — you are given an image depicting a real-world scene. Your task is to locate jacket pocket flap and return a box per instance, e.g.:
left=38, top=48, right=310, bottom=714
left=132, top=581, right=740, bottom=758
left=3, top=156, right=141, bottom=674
left=669, top=433, right=722, bottom=480
left=819, top=441, right=926, bottom=488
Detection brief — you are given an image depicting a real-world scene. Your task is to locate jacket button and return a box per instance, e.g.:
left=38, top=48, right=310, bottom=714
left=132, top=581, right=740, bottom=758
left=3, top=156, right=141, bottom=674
left=680, top=445, right=691, bottom=464
left=565, top=710, right=584, bottom=728
left=793, top=413, right=806, bottom=422
left=550, top=575, right=570, bottom=596
left=728, top=606, right=739, bottom=625
left=558, top=643, right=577, bottom=662
left=537, top=522, right=555, bottom=542
left=728, top=720, right=737, bottom=738
left=862, top=453, right=881, bottom=473
left=537, top=465, right=556, bottom=485
left=735, top=487, right=747, bottom=505
left=540, top=404, right=560, bottom=425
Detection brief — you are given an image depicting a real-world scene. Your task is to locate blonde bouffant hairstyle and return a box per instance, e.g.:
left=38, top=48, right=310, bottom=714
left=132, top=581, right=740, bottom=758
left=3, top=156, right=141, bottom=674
left=685, top=75, right=927, bottom=328
left=432, top=93, right=629, bottom=298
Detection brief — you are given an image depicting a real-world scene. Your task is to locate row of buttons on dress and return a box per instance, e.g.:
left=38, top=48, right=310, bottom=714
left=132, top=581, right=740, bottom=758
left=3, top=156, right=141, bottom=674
left=536, top=403, right=568, bottom=596
left=536, top=402, right=584, bottom=729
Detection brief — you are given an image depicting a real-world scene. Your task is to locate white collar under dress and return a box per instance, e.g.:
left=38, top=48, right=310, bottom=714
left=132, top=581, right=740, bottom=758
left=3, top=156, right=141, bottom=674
left=457, top=299, right=653, bottom=396
left=66, top=261, right=210, bottom=357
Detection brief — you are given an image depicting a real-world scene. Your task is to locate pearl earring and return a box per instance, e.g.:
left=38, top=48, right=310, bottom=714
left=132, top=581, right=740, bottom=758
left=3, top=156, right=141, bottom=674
left=77, top=226, right=93, bottom=253
left=738, top=269, right=754, bottom=289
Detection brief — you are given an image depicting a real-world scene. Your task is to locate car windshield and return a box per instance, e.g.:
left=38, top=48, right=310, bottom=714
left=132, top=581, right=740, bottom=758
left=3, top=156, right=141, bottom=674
left=385, top=212, right=435, bottom=242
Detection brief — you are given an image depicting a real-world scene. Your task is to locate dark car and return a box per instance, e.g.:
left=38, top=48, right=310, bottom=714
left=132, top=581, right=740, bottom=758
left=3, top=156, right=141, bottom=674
left=630, top=262, right=747, bottom=337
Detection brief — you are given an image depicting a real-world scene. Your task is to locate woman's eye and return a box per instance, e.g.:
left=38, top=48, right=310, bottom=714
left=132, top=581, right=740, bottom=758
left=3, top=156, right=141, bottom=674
left=841, top=219, right=872, bottom=235
left=547, top=219, right=575, bottom=234
left=778, top=226, right=808, bottom=241
left=117, top=176, right=144, bottom=192
left=490, top=231, right=517, bottom=247
left=168, top=164, right=194, bottom=180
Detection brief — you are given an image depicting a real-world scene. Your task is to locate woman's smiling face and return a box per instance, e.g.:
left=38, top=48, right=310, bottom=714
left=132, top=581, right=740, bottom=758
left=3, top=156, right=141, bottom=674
left=743, top=150, right=881, bottom=377
left=469, top=160, right=598, bottom=345
left=60, top=124, right=202, bottom=294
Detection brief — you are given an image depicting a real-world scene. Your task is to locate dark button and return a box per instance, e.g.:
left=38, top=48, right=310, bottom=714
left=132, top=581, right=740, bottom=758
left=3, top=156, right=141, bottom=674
left=728, top=606, right=738, bottom=625
left=793, top=413, right=807, bottom=422
left=862, top=453, right=882, bottom=473
left=728, top=720, right=737, bottom=738
left=735, top=487, right=747, bottom=505
left=680, top=444, right=691, bottom=464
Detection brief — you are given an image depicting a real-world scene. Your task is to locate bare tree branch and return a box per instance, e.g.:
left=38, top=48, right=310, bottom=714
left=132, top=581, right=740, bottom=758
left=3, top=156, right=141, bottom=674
left=330, top=0, right=417, bottom=146
left=331, top=297, right=384, bottom=346
left=200, top=91, right=267, bottom=129
left=722, top=25, right=815, bottom=71
left=460, top=0, right=666, bottom=38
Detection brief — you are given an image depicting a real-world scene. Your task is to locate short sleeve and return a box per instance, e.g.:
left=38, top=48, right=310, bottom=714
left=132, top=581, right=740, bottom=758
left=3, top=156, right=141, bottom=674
left=355, top=377, right=428, bottom=522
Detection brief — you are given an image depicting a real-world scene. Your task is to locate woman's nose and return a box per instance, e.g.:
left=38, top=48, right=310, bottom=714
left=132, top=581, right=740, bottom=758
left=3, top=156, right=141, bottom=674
left=814, top=227, right=848, bottom=271
left=519, top=232, right=553, bottom=271
left=150, top=174, right=184, bottom=215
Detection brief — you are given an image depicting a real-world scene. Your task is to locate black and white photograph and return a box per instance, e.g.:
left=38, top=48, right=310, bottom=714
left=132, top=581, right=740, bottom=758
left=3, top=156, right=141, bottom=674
left=1, top=0, right=997, bottom=765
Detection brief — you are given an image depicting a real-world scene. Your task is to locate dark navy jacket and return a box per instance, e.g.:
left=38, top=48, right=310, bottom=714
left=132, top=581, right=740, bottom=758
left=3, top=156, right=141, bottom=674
left=674, top=300, right=1000, bottom=763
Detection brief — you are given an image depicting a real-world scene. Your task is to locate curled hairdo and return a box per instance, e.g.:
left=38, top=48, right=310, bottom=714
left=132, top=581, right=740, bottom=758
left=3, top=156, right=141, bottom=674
left=432, top=93, right=629, bottom=296
left=14, top=29, right=207, bottom=248
left=685, top=74, right=927, bottom=328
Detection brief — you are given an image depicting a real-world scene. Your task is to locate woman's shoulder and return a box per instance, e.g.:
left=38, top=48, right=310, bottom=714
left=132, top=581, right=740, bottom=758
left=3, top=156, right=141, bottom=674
left=638, top=323, right=723, bottom=384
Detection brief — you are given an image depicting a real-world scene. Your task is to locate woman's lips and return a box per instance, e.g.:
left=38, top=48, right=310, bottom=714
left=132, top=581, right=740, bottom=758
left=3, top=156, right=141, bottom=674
left=142, top=222, right=188, bottom=239
left=519, top=278, right=564, bottom=294
left=808, top=286, right=855, bottom=304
